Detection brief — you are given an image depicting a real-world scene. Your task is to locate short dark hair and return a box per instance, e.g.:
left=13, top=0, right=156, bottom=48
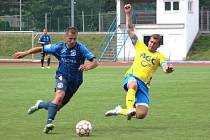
left=65, top=27, right=78, bottom=35
left=151, top=34, right=162, bottom=45
left=124, top=0, right=133, bottom=5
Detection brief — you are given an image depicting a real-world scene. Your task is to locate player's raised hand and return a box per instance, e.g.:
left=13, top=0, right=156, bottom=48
left=124, top=4, right=132, bottom=14
left=164, top=64, right=174, bottom=73
left=13, top=52, right=27, bottom=59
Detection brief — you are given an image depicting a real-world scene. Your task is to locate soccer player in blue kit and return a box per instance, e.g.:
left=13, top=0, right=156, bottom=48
left=38, top=28, right=52, bottom=69
left=13, top=27, right=99, bottom=134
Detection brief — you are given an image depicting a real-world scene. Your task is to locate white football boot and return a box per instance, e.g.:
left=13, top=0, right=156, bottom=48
left=105, top=105, right=122, bottom=116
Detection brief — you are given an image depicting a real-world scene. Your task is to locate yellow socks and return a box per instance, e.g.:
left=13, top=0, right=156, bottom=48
left=126, top=89, right=136, bottom=109
left=119, top=108, right=136, bottom=116
left=116, top=89, right=136, bottom=116
left=120, top=108, right=127, bottom=115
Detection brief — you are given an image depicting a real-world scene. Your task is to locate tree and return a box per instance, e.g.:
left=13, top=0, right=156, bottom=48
left=200, top=0, right=210, bottom=8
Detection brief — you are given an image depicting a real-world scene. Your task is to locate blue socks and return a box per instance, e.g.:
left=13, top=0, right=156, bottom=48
left=47, top=102, right=58, bottom=124
left=47, top=58, right=51, bottom=66
left=38, top=102, right=49, bottom=110
left=37, top=101, right=58, bottom=124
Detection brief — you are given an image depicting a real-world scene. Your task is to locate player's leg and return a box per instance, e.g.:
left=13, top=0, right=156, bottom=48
left=108, top=88, right=149, bottom=119
left=41, top=52, right=45, bottom=69
left=43, top=80, right=82, bottom=133
left=46, top=54, right=51, bottom=69
left=43, top=89, right=64, bottom=134
left=126, top=77, right=137, bottom=107
left=43, top=76, right=67, bottom=134
left=135, top=105, right=148, bottom=119
left=105, top=77, right=149, bottom=120
left=126, top=77, right=138, bottom=119
left=134, top=83, right=149, bottom=119
left=105, top=75, right=137, bottom=118
left=58, top=89, right=75, bottom=110
left=27, top=100, right=44, bottom=114
left=123, top=76, right=137, bottom=119
left=48, top=90, right=64, bottom=122
left=28, top=100, right=56, bottom=115
left=59, top=81, right=82, bottom=110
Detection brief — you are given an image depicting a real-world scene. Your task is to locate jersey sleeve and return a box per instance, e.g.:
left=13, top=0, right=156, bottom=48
left=43, top=44, right=59, bottom=54
left=132, top=34, right=138, bottom=46
left=158, top=53, right=167, bottom=67
left=79, top=45, right=95, bottom=61
left=133, top=35, right=147, bottom=52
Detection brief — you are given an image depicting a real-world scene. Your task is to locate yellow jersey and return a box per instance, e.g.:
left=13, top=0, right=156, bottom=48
left=125, top=36, right=166, bottom=85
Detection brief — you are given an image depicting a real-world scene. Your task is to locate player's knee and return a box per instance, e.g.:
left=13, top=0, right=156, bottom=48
left=135, top=110, right=147, bottom=119
left=128, top=80, right=137, bottom=90
left=52, top=97, right=62, bottom=105
left=52, top=90, right=64, bottom=105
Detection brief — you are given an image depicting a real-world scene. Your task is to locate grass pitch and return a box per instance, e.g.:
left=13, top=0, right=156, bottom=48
left=0, top=65, right=210, bottom=140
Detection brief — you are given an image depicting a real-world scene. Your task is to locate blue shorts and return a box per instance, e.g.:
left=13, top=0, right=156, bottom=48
left=123, top=75, right=150, bottom=108
left=55, top=75, right=82, bottom=106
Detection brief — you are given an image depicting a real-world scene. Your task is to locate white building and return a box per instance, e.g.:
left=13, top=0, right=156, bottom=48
left=0, top=15, right=22, bottom=28
left=116, top=0, right=199, bottom=61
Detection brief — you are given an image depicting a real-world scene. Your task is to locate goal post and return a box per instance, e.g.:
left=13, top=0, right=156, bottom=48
left=0, top=31, right=40, bottom=62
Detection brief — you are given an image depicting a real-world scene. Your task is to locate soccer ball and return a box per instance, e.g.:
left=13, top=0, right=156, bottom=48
left=75, top=120, right=92, bottom=136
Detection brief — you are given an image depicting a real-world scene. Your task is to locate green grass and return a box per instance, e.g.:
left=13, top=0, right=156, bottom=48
left=50, top=34, right=104, bottom=57
left=0, top=65, right=210, bottom=140
left=1, top=33, right=210, bottom=60
left=186, top=34, right=210, bottom=60
left=0, top=34, right=105, bottom=59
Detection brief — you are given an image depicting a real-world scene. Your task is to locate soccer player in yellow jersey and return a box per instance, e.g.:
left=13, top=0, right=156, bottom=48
left=105, top=3, right=174, bottom=120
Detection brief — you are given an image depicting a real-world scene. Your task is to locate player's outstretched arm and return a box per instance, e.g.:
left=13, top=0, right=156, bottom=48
left=78, top=58, right=99, bottom=71
left=13, top=47, right=43, bottom=59
left=124, top=3, right=136, bottom=44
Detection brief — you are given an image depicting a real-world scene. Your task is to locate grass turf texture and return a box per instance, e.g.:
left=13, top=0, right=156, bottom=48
left=0, top=34, right=104, bottom=59
left=186, top=34, right=210, bottom=60
left=0, top=65, right=210, bottom=140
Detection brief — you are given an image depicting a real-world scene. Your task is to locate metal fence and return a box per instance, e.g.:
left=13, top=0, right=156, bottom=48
left=0, top=12, right=116, bottom=32
left=200, top=8, right=210, bottom=31
left=1, top=8, right=210, bottom=32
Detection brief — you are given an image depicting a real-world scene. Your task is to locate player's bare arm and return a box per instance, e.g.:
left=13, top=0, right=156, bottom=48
left=78, top=58, right=99, bottom=71
left=124, top=4, right=136, bottom=44
left=13, top=47, right=43, bottom=59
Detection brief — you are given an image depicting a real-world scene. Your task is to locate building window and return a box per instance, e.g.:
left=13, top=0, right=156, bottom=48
left=173, top=2, right=179, bottom=10
left=188, top=1, right=193, bottom=12
left=143, top=35, right=164, bottom=46
left=165, top=2, right=171, bottom=11
left=164, top=1, right=179, bottom=11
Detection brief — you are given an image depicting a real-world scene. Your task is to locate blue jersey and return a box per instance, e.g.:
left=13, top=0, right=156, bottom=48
left=39, top=34, right=51, bottom=45
left=43, top=42, right=95, bottom=82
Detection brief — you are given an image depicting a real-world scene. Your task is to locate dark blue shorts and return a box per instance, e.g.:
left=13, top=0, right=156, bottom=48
left=55, top=75, right=82, bottom=105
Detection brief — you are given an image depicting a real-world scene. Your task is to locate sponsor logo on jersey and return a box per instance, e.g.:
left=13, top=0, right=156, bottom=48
left=57, top=82, right=63, bottom=88
left=59, top=76, right=63, bottom=80
left=61, top=58, right=77, bottom=63
left=70, top=50, right=76, bottom=56
left=140, top=53, right=156, bottom=67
